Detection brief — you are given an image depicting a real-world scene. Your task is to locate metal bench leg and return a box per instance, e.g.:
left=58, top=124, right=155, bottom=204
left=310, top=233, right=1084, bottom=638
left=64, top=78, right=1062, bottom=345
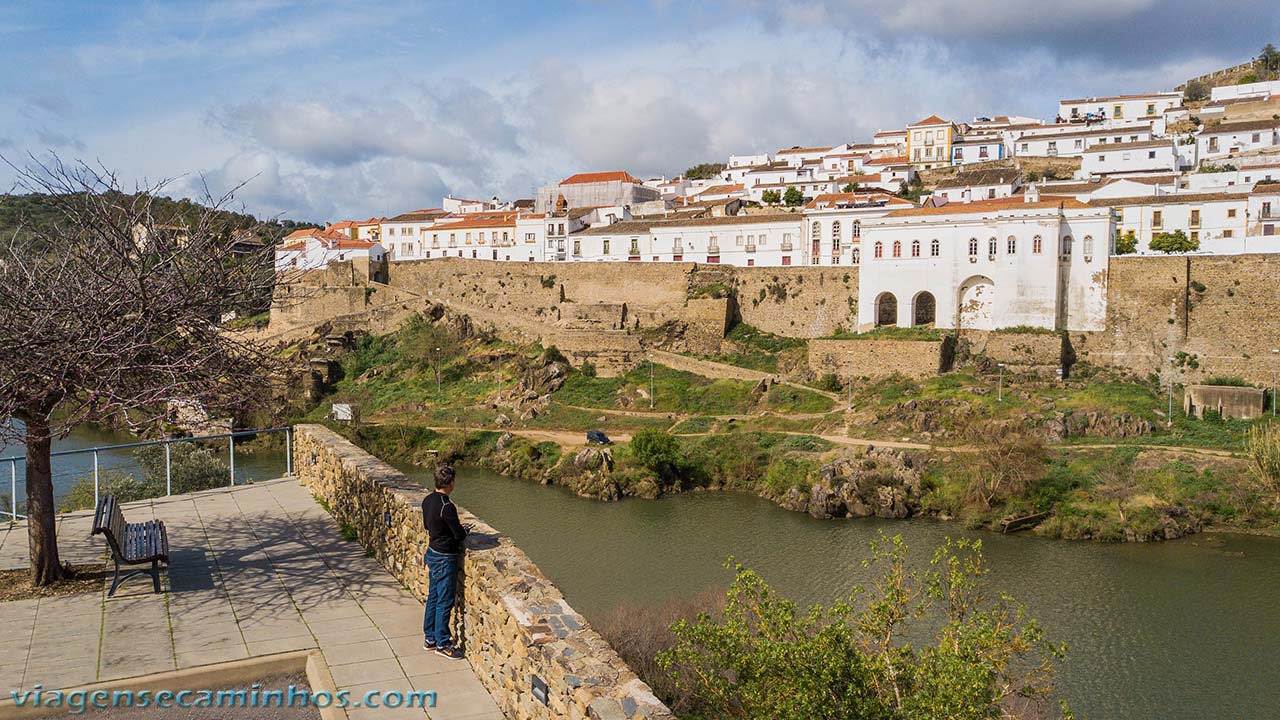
left=108, top=557, right=123, bottom=598
left=150, top=559, right=161, bottom=594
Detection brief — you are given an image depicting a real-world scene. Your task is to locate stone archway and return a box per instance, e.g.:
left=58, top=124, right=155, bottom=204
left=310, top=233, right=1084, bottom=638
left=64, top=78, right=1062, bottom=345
left=875, top=292, right=898, bottom=327
left=957, top=276, right=995, bottom=330
left=912, top=291, right=936, bottom=327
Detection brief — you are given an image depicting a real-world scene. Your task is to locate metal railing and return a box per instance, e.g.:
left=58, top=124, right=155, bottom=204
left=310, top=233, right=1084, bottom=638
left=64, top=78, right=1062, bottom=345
left=1, top=427, right=292, bottom=521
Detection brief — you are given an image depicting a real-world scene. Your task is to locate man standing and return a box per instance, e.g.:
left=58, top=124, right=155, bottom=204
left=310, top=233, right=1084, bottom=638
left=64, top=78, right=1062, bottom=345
left=422, top=464, right=467, bottom=660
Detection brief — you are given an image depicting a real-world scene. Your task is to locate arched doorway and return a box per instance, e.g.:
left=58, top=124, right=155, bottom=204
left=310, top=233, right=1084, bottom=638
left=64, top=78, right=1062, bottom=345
left=912, top=291, right=936, bottom=326
left=957, top=276, right=995, bottom=330
left=875, top=292, right=898, bottom=327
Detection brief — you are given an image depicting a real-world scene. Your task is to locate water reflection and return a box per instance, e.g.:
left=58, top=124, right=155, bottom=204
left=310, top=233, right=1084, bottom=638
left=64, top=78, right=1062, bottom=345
left=398, top=462, right=1280, bottom=720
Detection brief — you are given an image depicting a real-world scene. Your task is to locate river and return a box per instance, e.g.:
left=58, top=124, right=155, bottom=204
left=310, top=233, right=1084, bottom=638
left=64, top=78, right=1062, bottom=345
left=0, top=425, right=287, bottom=510
left=412, top=464, right=1280, bottom=720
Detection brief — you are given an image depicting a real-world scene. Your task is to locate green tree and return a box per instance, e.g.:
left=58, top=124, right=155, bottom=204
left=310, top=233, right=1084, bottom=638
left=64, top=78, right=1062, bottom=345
left=657, top=536, right=1067, bottom=720
left=1260, top=43, right=1280, bottom=77
left=629, top=429, right=682, bottom=473
left=842, top=182, right=859, bottom=193
left=783, top=186, right=805, bottom=206
left=1149, top=229, right=1198, bottom=253
left=1114, top=230, right=1138, bottom=255
left=761, top=189, right=782, bottom=205
left=684, top=162, right=727, bottom=180
left=1183, top=80, right=1209, bottom=103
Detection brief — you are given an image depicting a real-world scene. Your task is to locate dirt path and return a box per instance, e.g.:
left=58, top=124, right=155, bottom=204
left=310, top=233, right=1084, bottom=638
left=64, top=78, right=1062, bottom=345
left=646, top=349, right=841, bottom=401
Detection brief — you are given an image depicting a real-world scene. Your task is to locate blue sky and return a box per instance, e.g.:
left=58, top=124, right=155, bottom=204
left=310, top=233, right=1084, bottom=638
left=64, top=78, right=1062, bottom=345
left=2, top=1, right=1277, bottom=222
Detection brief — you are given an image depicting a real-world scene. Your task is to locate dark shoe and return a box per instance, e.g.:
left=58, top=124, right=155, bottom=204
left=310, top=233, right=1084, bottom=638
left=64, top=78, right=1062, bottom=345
left=434, top=646, right=464, bottom=660
left=423, top=639, right=436, bottom=651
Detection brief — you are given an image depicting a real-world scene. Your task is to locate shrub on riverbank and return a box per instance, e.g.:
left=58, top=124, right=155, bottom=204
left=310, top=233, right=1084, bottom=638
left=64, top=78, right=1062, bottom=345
left=653, top=536, right=1068, bottom=720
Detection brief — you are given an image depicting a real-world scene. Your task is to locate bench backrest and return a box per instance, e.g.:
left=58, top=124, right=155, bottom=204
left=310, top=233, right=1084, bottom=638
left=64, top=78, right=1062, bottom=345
left=91, top=495, right=128, bottom=559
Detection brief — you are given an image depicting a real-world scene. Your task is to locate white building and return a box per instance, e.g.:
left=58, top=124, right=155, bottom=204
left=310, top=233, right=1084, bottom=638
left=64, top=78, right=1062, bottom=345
left=1210, top=80, right=1280, bottom=102
left=804, top=192, right=917, bottom=266
left=420, top=214, right=520, bottom=261
left=1196, top=120, right=1280, bottom=161
left=858, top=195, right=1114, bottom=331
left=274, top=228, right=386, bottom=273
left=1057, top=92, right=1181, bottom=124
left=1095, top=191, right=1251, bottom=253
left=1013, top=125, right=1154, bottom=158
left=934, top=169, right=1022, bottom=203
left=535, top=171, right=661, bottom=213
left=380, top=209, right=453, bottom=259
left=442, top=195, right=497, bottom=214
left=1080, top=139, right=1181, bottom=177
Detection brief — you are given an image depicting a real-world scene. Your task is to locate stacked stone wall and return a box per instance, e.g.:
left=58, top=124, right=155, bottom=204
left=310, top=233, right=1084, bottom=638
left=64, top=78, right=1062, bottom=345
left=733, top=267, right=859, bottom=337
left=292, top=425, right=674, bottom=720
left=809, top=339, right=943, bottom=379
left=969, top=331, right=1062, bottom=368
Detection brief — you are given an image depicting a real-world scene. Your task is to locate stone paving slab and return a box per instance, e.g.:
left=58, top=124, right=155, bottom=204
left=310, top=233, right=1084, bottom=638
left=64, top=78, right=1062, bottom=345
left=1, top=479, right=504, bottom=719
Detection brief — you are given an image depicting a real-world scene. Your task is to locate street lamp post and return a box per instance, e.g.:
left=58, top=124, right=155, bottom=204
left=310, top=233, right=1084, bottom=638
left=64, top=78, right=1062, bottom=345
left=434, top=347, right=442, bottom=398
left=1272, top=348, right=1279, bottom=418
left=997, top=363, right=1005, bottom=402
left=1167, top=356, right=1176, bottom=427
left=847, top=350, right=853, bottom=411
left=649, top=354, right=655, bottom=410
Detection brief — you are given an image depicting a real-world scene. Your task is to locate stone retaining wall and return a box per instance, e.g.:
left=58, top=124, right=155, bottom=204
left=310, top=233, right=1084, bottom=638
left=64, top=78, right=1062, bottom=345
left=809, top=338, right=943, bottom=379
left=292, top=425, right=674, bottom=720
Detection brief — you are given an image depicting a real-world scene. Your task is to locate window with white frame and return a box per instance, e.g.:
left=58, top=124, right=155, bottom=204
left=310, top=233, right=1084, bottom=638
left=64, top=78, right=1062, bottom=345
left=930, top=239, right=939, bottom=256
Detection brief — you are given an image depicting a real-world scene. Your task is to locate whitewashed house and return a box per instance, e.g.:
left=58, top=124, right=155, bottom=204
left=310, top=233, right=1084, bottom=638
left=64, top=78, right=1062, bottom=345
left=1197, top=120, right=1280, bottom=161
left=1080, top=139, right=1181, bottom=177
left=380, top=209, right=453, bottom=260
left=1095, top=191, right=1252, bottom=253
left=1013, top=125, right=1154, bottom=158
left=934, top=169, right=1022, bottom=203
left=1057, top=92, right=1181, bottom=124
left=274, top=228, right=386, bottom=272
left=857, top=194, right=1113, bottom=331
left=1210, top=80, right=1280, bottom=102
left=803, top=192, right=917, bottom=266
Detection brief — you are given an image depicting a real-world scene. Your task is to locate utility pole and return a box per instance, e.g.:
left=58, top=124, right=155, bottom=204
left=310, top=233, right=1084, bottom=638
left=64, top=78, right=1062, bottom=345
left=997, top=363, right=1005, bottom=402
left=649, top=354, right=655, bottom=410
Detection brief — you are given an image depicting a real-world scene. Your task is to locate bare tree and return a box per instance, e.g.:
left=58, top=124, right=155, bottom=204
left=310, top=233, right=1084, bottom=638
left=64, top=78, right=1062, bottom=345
left=0, top=156, right=289, bottom=585
left=964, top=424, right=1049, bottom=510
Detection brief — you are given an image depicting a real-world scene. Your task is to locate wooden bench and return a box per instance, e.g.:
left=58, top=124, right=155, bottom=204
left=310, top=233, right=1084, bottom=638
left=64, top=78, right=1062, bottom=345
left=91, top=495, right=169, bottom=597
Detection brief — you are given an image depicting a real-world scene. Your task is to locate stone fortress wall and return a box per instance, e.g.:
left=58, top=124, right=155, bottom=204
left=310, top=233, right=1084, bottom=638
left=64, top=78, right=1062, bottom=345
left=292, top=424, right=675, bottom=720
left=270, top=254, right=1280, bottom=386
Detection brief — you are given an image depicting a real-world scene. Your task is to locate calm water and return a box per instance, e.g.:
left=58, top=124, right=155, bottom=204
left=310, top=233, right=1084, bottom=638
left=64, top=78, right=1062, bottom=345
left=0, top=425, right=287, bottom=509
left=398, top=463, right=1280, bottom=720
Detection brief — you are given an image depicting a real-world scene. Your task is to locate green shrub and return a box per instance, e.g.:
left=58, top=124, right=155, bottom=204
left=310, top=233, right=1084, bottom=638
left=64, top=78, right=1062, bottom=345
left=629, top=429, right=682, bottom=473
left=1203, top=376, right=1250, bottom=387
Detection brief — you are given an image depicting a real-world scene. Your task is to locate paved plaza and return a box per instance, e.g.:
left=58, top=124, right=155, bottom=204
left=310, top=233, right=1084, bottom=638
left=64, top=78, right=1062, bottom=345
left=0, top=479, right=503, bottom=720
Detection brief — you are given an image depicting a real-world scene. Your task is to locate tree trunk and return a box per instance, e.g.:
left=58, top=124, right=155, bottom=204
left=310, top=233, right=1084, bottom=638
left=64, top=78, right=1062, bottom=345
left=24, top=415, right=63, bottom=586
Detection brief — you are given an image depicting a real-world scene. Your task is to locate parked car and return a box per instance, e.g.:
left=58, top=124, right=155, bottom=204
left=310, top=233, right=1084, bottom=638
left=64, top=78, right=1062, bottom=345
left=586, top=430, right=612, bottom=445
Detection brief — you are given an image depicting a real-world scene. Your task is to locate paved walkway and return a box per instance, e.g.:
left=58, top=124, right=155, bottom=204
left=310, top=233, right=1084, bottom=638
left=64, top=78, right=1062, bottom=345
left=0, top=479, right=503, bottom=720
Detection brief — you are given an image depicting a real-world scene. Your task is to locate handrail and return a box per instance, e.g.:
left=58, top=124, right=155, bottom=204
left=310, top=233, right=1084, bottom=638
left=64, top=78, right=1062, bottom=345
left=2, top=426, right=292, bottom=522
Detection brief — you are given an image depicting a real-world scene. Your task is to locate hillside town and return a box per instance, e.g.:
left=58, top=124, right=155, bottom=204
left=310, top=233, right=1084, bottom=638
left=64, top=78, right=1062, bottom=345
left=276, top=74, right=1280, bottom=334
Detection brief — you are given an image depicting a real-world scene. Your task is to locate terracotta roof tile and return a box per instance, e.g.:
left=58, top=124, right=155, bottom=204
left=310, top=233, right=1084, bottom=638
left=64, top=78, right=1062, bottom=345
left=561, top=171, right=643, bottom=185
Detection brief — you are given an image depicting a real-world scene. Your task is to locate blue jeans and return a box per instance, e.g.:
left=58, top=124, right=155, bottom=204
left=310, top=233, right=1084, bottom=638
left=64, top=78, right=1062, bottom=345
left=423, top=549, right=459, bottom=648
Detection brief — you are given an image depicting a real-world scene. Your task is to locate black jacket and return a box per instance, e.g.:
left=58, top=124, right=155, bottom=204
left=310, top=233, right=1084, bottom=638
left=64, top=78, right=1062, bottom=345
left=422, top=491, right=467, bottom=554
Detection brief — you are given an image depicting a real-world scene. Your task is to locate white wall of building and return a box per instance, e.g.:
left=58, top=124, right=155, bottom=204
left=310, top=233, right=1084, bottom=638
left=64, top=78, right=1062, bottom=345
left=1081, top=141, right=1180, bottom=176
left=1210, top=80, right=1280, bottom=102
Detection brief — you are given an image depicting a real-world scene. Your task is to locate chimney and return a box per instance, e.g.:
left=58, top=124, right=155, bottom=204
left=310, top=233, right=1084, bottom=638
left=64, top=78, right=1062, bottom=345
left=1025, top=182, right=1040, bottom=203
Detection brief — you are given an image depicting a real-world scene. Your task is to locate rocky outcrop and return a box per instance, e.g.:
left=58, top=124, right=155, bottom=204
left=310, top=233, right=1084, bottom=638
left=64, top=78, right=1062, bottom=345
left=776, top=447, right=925, bottom=520
left=1124, top=506, right=1205, bottom=542
left=1041, top=411, right=1152, bottom=441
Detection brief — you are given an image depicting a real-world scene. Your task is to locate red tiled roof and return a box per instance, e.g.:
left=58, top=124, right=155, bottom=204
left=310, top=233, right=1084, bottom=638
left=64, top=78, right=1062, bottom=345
left=431, top=214, right=519, bottom=231
left=805, top=192, right=912, bottom=210
left=696, top=183, right=745, bottom=195
left=776, top=145, right=833, bottom=155
left=909, top=115, right=948, bottom=127
left=561, top=171, right=642, bottom=185
left=280, top=228, right=377, bottom=250
left=885, top=197, right=1090, bottom=217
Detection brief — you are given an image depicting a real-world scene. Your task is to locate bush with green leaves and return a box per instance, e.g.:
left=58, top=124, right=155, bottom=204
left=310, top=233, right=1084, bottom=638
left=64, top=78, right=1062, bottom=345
left=1114, top=230, right=1137, bottom=255
left=58, top=442, right=230, bottom=512
left=783, top=186, right=805, bottom=207
left=629, top=429, right=682, bottom=474
left=657, top=535, right=1067, bottom=720
left=761, top=189, right=782, bottom=205
left=1149, top=229, right=1198, bottom=254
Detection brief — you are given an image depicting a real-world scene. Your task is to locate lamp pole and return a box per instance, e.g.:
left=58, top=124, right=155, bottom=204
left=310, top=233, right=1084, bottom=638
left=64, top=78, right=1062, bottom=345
left=1272, top=348, right=1279, bottom=418
left=847, top=350, right=853, bottom=411
left=649, top=354, right=655, bottom=410
left=997, top=363, right=1005, bottom=402
left=434, top=347, right=442, bottom=397
left=1167, top=356, right=1176, bottom=427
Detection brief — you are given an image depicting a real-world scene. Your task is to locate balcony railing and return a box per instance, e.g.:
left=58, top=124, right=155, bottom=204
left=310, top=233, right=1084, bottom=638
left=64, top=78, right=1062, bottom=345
left=745, top=244, right=757, bottom=253
left=628, top=248, right=640, bottom=257
left=780, top=241, right=793, bottom=251
left=708, top=244, right=720, bottom=254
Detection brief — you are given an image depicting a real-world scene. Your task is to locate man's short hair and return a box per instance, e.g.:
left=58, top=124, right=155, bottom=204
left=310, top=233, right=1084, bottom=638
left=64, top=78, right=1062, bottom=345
left=434, top=464, right=456, bottom=490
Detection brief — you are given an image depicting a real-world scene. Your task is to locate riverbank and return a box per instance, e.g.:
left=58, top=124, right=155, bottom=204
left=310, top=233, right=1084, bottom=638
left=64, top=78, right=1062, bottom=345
left=325, top=419, right=1279, bottom=544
